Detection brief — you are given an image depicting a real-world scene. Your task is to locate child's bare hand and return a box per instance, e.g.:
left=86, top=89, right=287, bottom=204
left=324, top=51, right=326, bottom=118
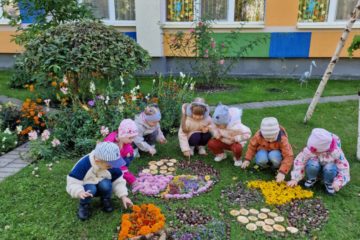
left=332, top=182, right=341, bottom=192
left=149, top=147, right=157, bottom=156
left=241, top=160, right=250, bottom=169
left=275, top=172, right=285, bottom=183
left=159, top=138, right=167, bottom=144
left=121, top=196, right=133, bottom=209
left=183, top=151, right=191, bottom=157
left=287, top=180, right=298, bottom=187
left=79, top=190, right=93, bottom=199
left=201, top=127, right=209, bottom=133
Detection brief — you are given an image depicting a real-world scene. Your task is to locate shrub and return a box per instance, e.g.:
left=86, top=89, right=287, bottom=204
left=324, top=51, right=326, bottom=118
left=348, top=35, right=360, bottom=57
left=0, top=128, right=18, bottom=156
left=17, top=20, right=150, bottom=98
left=0, top=102, right=21, bottom=131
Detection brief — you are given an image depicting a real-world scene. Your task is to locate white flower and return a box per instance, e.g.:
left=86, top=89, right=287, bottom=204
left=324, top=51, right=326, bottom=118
left=4, top=128, right=11, bottom=135
left=136, top=85, right=140, bottom=90
left=100, top=126, right=109, bottom=137
left=51, top=138, right=61, bottom=147
left=120, top=76, right=125, bottom=86
left=153, top=79, right=156, bottom=84
left=89, top=81, right=96, bottom=94
left=38, top=112, right=42, bottom=118
left=63, top=75, right=68, bottom=84
left=41, top=130, right=51, bottom=141
left=190, top=83, right=195, bottom=91
left=2, top=137, right=6, bottom=142
left=14, top=141, right=18, bottom=145
left=120, top=96, right=126, bottom=104
left=60, top=87, right=68, bottom=95
left=16, top=126, right=23, bottom=135
left=179, top=72, right=186, bottom=78
left=105, top=96, right=110, bottom=105
left=145, top=94, right=150, bottom=100
left=131, top=95, right=137, bottom=101
left=28, top=131, right=38, bottom=141
left=118, top=106, right=124, bottom=113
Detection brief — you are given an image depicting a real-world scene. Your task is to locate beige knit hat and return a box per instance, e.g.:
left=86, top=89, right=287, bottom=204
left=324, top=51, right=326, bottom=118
left=260, top=117, right=280, bottom=139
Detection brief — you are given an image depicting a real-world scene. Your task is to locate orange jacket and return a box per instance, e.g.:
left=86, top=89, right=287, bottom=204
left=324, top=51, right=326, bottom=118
left=245, top=127, right=294, bottom=174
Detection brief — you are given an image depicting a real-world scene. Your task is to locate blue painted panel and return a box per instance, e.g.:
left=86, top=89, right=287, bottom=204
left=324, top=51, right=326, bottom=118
left=18, top=1, right=44, bottom=24
left=269, top=32, right=311, bottom=58
left=123, top=32, right=137, bottom=41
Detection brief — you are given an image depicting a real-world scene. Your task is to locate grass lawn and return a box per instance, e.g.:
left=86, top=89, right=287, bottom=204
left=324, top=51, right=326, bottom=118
left=0, top=101, right=359, bottom=239
left=1, top=70, right=360, bottom=105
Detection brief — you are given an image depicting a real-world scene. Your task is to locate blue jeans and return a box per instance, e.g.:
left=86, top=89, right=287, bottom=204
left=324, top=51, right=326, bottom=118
left=124, top=156, right=134, bottom=167
left=80, top=179, right=112, bottom=204
left=255, top=150, right=282, bottom=169
left=305, top=159, right=337, bottom=184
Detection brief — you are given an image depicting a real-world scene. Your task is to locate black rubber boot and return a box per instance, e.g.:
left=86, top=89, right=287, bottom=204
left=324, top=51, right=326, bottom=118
left=101, top=198, right=114, bottom=212
left=77, top=203, right=90, bottom=221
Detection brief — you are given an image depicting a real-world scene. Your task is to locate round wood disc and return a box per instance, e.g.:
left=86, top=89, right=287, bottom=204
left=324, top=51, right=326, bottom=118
left=273, top=224, right=286, bottom=232
left=249, top=209, right=259, bottom=215
left=260, top=208, right=270, bottom=213
left=286, top=226, right=299, bottom=234
left=229, top=210, right=240, bottom=216
left=239, top=208, right=249, bottom=216
left=159, top=170, right=167, bottom=175
left=169, top=159, right=177, bottom=163
left=164, top=172, right=173, bottom=175
left=150, top=170, right=158, bottom=175
left=142, top=169, right=150, bottom=174
left=274, top=216, right=285, bottom=223
left=160, top=166, right=168, bottom=170
left=156, top=161, right=164, bottom=166
left=258, top=213, right=268, bottom=220
left=237, top=216, right=249, bottom=224
left=255, top=221, right=265, bottom=227
left=262, top=225, right=274, bottom=233
left=149, top=165, right=158, bottom=170
left=148, top=161, right=157, bottom=165
left=168, top=167, right=176, bottom=172
left=246, top=223, right=257, bottom=231
left=264, top=219, right=275, bottom=225
left=167, top=162, right=174, bottom=167
left=268, top=212, right=278, bottom=218
left=248, top=216, right=258, bottom=222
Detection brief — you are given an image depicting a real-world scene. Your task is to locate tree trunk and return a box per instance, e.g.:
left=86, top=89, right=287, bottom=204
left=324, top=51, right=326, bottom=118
left=304, top=0, right=360, bottom=123
left=358, top=91, right=360, bottom=160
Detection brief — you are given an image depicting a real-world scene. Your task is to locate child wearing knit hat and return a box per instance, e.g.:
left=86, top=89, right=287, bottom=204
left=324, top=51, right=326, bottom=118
left=208, top=104, right=251, bottom=166
left=288, top=128, right=350, bottom=194
left=103, top=119, right=139, bottom=185
left=133, top=104, right=167, bottom=157
left=66, top=142, right=133, bottom=220
left=178, top=97, right=212, bottom=157
left=242, top=117, right=294, bottom=183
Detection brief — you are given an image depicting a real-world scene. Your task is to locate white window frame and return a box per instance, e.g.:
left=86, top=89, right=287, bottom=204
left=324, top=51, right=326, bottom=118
left=161, top=0, right=265, bottom=29
left=297, top=0, right=360, bottom=29
left=79, top=0, right=136, bottom=26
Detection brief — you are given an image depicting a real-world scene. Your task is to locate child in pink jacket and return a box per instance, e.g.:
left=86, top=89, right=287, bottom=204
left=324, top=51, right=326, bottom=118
left=287, top=128, right=350, bottom=195
left=104, top=119, right=138, bottom=185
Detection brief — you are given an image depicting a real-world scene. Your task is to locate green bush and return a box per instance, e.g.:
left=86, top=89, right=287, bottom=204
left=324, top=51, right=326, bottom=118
left=16, top=20, right=150, bottom=99
left=0, top=129, right=18, bottom=156
left=0, top=102, right=21, bottom=131
left=348, top=35, right=360, bottom=57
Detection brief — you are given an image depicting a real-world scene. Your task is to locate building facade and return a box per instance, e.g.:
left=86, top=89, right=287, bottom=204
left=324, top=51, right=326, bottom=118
left=0, top=0, right=359, bottom=77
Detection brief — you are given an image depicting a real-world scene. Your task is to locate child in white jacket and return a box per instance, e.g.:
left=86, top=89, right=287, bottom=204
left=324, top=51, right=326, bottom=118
left=208, top=104, right=251, bottom=166
left=66, top=142, right=133, bottom=220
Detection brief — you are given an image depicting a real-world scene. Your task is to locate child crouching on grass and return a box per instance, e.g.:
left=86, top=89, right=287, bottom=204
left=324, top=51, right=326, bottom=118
left=104, top=119, right=138, bottom=185
left=208, top=104, right=251, bottom=166
left=66, top=142, right=133, bottom=221
left=288, top=128, right=350, bottom=195
left=178, top=97, right=212, bottom=157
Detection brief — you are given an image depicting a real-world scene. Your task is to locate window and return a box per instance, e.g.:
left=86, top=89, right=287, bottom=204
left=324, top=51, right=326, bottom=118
left=298, top=0, right=329, bottom=22
left=235, top=0, right=265, bottom=22
left=336, top=0, right=357, bottom=20
left=80, top=0, right=135, bottom=24
left=166, top=0, right=265, bottom=23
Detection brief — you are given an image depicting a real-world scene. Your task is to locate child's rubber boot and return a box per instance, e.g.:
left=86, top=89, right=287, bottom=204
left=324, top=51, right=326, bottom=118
left=77, top=203, right=90, bottom=221
left=101, top=198, right=114, bottom=212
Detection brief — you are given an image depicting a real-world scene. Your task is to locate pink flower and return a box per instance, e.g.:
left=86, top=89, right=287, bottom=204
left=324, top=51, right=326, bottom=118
left=41, top=130, right=51, bottom=141
left=100, top=126, right=109, bottom=137
left=189, top=28, right=195, bottom=33
left=210, top=39, right=216, bottom=49
left=51, top=138, right=61, bottom=147
left=44, top=99, right=51, bottom=107
left=60, top=87, right=68, bottom=95
left=198, top=21, right=203, bottom=27
left=28, top=131, right=38, bottom=141
left=219, top=59, right=225, bottom=65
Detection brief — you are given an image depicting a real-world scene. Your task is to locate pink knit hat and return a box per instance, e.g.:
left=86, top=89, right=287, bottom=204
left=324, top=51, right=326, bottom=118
left=118, top=119, right=138, bottom=138
left=307, top=128, right=333, bottom=153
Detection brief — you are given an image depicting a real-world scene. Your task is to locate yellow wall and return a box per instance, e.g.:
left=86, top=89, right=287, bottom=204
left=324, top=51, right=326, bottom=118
left=0, top=31, right=23, bottom=53
left=265, top=0, right=299, bottom=26
left=309, top=31, right=360, bottom=58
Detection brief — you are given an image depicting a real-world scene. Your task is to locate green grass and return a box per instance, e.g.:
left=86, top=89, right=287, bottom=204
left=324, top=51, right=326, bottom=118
left=1, top=70, right=360, bottom=105
left=0, top=101, right=359, bottom=239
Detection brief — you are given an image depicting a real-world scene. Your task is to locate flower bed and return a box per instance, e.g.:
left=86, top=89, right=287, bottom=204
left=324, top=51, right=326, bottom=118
left=247, top=180, right=313, bottom=205
left=221, top=182, right=263, bottom=207
left=118, top=204, right=166, bottom=240
left=132, top=173, right=173, bottom=196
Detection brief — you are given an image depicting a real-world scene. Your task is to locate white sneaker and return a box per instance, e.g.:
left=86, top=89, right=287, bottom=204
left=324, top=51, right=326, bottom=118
left=214, top=153, right=227, bottom=162
left=189, top=146, right=195, bottom=156
left=134, top=148, right=140, bottom=158
left=198, top=146, right=207, bottom=155
left=234, top=157, right=243, bottom=167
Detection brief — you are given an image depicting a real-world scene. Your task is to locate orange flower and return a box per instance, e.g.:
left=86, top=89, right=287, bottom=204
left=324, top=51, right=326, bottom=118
left=51, top=81, right=57, bottom=87
left=36, top=98, right=42, bottom=103
left=29, top=85, right=34, bottom=92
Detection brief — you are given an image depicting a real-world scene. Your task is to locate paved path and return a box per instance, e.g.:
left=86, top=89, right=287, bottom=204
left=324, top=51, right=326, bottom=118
left=0, top=94, right=357, bottom=182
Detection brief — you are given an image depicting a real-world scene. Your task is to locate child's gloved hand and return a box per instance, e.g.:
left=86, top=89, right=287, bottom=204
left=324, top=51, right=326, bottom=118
left=287, top=180, right=298, bottom=187
left=149, top=147, right=157, bottom=156
left=78, top=190, right=93, bottom=199
left=121, top=196, right=133, bottom=209
left=332, top=182, right=341, bottom=192
left=275, top=172, right=285, bottom=183
left=241, top=160, right=250, bottom=169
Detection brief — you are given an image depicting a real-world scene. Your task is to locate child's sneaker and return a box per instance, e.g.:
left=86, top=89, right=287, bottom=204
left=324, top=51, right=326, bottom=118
left=77, top=203, right=90, bottom=221
left=190, top=146, right=195, bottom=156
left=325, top=183, right=335, bottom=195
left=101, top=198, right=114, bottom=212
left=214, top=153, right=227, bottom=162
left=198, top=146, right=207, bottom=155
left=233, top=157, right=243, bottom=167
left=134, top=148, right=140, bottom=158
left=304, top=178, right=317, bottom=188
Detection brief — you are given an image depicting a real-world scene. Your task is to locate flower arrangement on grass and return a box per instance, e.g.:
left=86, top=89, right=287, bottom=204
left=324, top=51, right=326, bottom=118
left=161, top=175, right=214, bottom=199
left=118, top=204, right=166, bottom=240
left=132, top=173, right=173, bottom=196
left=247, top=180, right=313, bottom=205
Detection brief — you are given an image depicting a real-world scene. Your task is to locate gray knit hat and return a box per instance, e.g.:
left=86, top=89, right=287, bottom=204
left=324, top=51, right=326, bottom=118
left=260, top=117, right=280, bottom=139
left=94, top=142, right=126, bottom=168
left=213, top=104, right=231, bottom=125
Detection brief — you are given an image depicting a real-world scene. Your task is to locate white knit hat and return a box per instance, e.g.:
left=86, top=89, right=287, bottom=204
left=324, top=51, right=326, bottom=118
left=307, top=128, right=333, bottom=153
left=260, top=117, right=280, bottom=139
left=94, top=142, right=125, bottom=168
